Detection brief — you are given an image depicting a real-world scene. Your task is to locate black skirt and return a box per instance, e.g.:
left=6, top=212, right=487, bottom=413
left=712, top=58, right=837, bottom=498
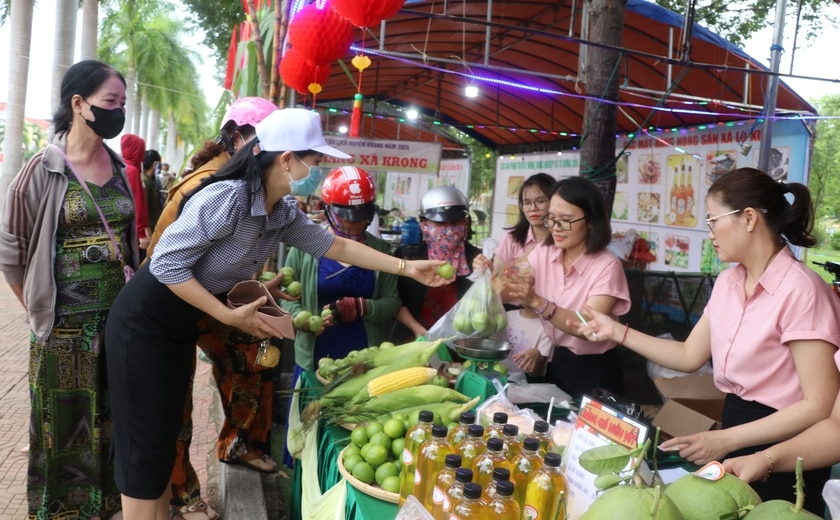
left=105, top=263, right=205, bottom=499
left=722, top=392, right=830, bottom=515
left=547, top=346, right=624, bottom=400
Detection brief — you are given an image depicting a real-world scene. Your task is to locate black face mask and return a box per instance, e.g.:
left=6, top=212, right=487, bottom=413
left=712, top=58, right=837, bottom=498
left=84, top=101, right=125, bottom=139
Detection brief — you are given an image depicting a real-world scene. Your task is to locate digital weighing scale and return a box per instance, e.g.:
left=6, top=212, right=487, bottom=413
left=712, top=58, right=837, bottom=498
left=448, top=337, right=511, bottom=404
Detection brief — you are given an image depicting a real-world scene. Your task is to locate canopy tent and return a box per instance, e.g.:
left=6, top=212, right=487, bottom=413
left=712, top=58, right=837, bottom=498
left=302, top=0, right=816, bottom=153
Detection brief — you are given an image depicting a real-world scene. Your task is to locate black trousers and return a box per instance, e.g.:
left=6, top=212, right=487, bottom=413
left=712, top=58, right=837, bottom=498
left=723, top=392, right=829, bottom=515
left=547, top=346, right=624, bottom=400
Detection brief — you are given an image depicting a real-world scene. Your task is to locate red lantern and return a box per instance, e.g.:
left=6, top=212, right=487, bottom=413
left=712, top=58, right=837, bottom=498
left=331, top=0, right=405, bottom=28
left=289, top=3, right=354, bottom=63
left=280, top=47, right=331, bottom=95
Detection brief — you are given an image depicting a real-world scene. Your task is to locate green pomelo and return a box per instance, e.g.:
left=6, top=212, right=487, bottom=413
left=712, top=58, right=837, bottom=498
left=580, top=485, right=684, bottom=520
left=664, top=473, right=761, bottom=520
left=744, top=500, right=821, bottom=519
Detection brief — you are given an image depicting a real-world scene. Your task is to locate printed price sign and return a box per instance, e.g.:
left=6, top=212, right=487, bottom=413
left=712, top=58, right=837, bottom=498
left=561, top=395, right=649, bottom=520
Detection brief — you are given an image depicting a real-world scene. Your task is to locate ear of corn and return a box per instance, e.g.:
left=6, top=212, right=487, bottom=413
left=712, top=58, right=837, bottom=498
left=320, top=344, right=437, bottom=403
left=357, top=385, right=471, bottom=414
left=369, top=339, right=445, bottom=367
left=366, top=367, right=437, bottom=397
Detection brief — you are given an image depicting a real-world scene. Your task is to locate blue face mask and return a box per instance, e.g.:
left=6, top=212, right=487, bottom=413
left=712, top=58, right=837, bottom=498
left=288, top=157, right=328, bottom=197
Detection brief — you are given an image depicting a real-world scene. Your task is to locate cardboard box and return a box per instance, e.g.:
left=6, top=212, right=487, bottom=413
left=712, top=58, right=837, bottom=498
left=651, top=373, right=726, bottom=439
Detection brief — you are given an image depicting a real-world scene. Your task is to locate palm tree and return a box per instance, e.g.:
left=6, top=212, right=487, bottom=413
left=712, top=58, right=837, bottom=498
left=80, top=0, right=99, bottom=60
left=0, top=0, right=35, bottom=196
left=99, top=0, right=210, bottom=167
left=50, top=0, right=78, bottom=125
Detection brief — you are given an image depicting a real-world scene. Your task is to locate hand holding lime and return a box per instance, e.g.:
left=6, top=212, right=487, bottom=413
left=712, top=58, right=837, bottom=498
left=437, top=262, right=456, bottom=279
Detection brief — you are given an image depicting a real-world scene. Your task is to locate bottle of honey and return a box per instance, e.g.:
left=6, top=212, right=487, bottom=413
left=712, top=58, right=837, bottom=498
left=510, top=437, right=543, bottom=510
left=430, top=453, right=461, bottom=519
left=522, top=452, right=567, bottom=520
left=456, top=424, right=486, bottom=470
left=449, top=482, right=487, bottom=520
left=415, top=424, right=454, bottom=511
left=398, top=410, right=434, bottom=506
left=486, top=480, right=521, bottom=520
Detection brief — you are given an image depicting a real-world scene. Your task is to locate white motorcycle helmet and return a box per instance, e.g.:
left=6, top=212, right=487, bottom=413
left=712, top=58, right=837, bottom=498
left=419, top=185, right=469, bottom=223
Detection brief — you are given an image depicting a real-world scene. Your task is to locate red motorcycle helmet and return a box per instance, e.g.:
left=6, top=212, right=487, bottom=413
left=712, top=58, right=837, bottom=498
left=321, top=166, right=377, bottom=222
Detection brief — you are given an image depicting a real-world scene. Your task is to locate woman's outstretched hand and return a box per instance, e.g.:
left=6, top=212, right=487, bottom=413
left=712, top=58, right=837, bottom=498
left=405, top=259, right=454, bottom=287
left=566, top=305, right=620, bottom=342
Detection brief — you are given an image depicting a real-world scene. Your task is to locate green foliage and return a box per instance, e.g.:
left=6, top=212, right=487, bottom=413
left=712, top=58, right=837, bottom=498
left=652, top=0, right=835, bottom=47
left=831, top=231, right=840, bottom=251
left=810, top=94, right=840, bottom=222
left=181, top=0, right=246, bottom=69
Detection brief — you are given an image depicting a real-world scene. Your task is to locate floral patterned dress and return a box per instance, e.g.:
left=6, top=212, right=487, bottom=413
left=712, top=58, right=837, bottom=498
left=27, top=172, right=132, bottom=519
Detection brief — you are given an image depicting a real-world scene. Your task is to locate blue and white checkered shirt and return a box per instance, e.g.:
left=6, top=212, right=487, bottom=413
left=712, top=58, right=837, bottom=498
left=150, top=178, right=334, bottom=295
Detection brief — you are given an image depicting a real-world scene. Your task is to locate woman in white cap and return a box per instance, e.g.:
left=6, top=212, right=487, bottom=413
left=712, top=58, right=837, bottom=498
left=104, top=108, right=451, bottom=519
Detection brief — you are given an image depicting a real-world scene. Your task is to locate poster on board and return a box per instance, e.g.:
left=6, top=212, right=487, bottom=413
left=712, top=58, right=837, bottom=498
left=490, top=119, right=811, bottom=272
left=382, top=158, right=471, bottom=218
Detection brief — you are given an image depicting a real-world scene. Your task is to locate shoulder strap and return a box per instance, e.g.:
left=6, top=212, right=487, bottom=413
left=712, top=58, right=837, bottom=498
left=48, top=144, right=125, bottom=263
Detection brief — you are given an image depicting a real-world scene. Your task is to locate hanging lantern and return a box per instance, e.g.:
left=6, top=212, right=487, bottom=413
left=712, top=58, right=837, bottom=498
left=288, top=3, right=354, bottom=64
left=330, top=0, right=406, bottom=28
left=280, top=48, right=330, bottom=95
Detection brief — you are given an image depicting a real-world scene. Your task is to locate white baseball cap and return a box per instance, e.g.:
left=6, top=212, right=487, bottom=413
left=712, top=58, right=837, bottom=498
left=255, top=108, right=351, bottom=159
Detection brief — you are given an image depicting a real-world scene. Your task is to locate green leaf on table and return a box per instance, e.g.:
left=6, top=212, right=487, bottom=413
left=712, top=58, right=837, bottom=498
left=579, top=444, right=633, bottom=475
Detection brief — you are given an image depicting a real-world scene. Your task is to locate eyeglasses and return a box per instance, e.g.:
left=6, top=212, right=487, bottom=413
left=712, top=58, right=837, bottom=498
left=704, top=209, right=741, bottom=231
left=542, top=215, right=586, bottom=230
left=520, top=197, right=549, bottom=209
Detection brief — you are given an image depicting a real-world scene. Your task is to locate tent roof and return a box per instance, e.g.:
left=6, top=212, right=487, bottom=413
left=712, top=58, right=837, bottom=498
left=305, top=0, right=815, bottom=153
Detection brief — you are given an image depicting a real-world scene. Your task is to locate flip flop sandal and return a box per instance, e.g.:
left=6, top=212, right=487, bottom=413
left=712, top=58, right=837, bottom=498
left=221, top=455, right=277, bottom=474
left=171, top=500, right=219, bottom=520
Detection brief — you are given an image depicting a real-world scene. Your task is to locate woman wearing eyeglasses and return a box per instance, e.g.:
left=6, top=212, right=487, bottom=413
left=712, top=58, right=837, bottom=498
left=573, top=168, right=840, bottom=514
left=502, top=176, right=631, bottom=399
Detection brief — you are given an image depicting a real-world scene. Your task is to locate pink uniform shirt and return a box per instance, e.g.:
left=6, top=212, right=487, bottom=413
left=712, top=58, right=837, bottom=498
left=706, top=247, right=840, bottom=410
left=527, top=243, right=631, bottom=356
left=495, top=227, right=539, bottom=265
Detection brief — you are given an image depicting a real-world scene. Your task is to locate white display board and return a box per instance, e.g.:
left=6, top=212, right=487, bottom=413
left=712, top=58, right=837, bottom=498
left=382, top=158, right=471, bottom=218
left=490, top=119, right=811, bottom=272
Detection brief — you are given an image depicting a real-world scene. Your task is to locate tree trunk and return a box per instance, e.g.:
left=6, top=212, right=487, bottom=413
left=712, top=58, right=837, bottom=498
left=126, top=67, right=138, bottom=135
left=580, top=0, right=626, bottom=215
left=0, top=0, right=35, bottom=196
left=166, top=111, right=178, bottom=171
left=51, top=0, right=78, bottom=128
left=139, top=96, right=148, bottom=141
left=148, top=107, right=161, bottom=153
left=80, top=0, right=99, bottom=60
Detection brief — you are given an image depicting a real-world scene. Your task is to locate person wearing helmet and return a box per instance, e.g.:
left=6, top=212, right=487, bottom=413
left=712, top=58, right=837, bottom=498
left=280, top=166, right=400, bottom=374
left=144, top=96, right=282, bottom=520
left=104, top=108, right=450, bottom=518
left=394, top=185, right=482, bottom=342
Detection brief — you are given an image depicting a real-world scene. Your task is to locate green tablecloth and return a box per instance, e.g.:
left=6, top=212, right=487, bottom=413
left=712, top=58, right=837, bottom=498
left=291, top=372, right=399, bottom=520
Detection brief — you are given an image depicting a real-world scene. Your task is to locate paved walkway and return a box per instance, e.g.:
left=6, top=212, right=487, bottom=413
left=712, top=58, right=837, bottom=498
left=0, top=282, right=222, bottom=519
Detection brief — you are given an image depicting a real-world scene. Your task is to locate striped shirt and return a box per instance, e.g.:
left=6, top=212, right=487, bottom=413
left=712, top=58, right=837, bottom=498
left=150, top=178, right=334, bottom=295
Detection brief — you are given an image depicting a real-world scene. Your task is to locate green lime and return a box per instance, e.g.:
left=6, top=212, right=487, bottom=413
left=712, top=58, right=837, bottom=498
left=360, top=443, right=374, bottom=461
left=365, top=421, right=384, bottom=438
left=369, top=432, right=392, bottom=452
left=342, top=445, right=361, bottom=462
left=390, top=437, right=405, bottom=460
left=380, top=475, right=401, bottom=493
left=350, top=427, right=369, bottom=448
left=363, top=444, right=389, bottom=468
left=392, top=457, right=402, bottom=474
left=383, top=418, right=406, bottom=440
left=343, top=454, right=363, bottom=473
left=391, top=412, right=409, bottom=422
left=351, top=461, right=375, bottom=484
left=374, top=461, right=399, bottom=485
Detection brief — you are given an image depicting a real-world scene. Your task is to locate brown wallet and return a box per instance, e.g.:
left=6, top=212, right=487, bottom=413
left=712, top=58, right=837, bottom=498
left=226, top=280, right=295, bottom=339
